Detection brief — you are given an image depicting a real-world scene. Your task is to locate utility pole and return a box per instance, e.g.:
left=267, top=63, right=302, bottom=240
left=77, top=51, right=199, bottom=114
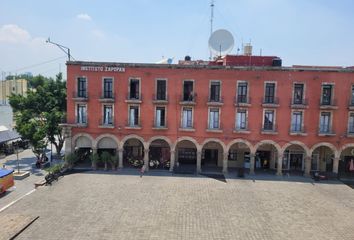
left=209, top=0, right=215, bottom=60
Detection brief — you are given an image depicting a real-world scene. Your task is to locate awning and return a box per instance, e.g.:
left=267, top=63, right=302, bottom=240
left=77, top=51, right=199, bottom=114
left=0, top=130, right=21, bottom=144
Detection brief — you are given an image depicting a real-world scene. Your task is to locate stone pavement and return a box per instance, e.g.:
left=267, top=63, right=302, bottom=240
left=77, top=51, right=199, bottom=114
left=0, top=171, right=354, bottom=240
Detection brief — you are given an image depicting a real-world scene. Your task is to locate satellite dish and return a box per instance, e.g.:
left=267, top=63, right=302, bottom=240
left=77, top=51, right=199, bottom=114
left=208, top=29, right=234, bottom=57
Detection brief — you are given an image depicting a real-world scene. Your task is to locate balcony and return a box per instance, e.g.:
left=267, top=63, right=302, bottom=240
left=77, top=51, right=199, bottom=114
left=206, top=123, right=223, bottom=133
left=289, top=125, right=307, bottom=136
left=348, top=99, right=354, bottom=110
left=207, top=96, right=224, bottom=106
left=152, top=94, right=168, bottom=104
left=125, top=122, right=141, bottom=129
left=261, top=124, right=278, bottom=134
left=234, top=96, right=251, bottom=107
left=346, top=128, right=354, bottom=137
left=98, top=119, right=114, bottom=128
left=99, top=93, right=115, bottom=103
left=319, top=98, right=338, bottom=110
left=290, top=98, right=308, bottom=109
left=72, top=91, right=88, bottom=101
left=125, top=93, right=142, bottom=103
left=234, top=126, right=250, bottom=134
left=318, top=126, right=336, bottom=136
left=179, top=94, right=196, bottom=105
left=262, top=97, right=279, bottom=107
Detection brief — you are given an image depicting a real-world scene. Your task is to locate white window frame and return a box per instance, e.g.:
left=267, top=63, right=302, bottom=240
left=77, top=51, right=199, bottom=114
left=209, top=80, right=221, bottom=102
left=319, top=111, right=332, bottom=133
left=292, top=82, right=305, bottom=104
left=208, top=107, right=220, bottom=129
left=235, top=108, right=248, bottom=130
left=348, top=112, right=354, bottom=134
left=262, top=109, right=276, bottom=131
left=291, top=110, right=304, bottom=132
left=320, top=83, right=334, bottom=105
left=181, top=106, right=193, bottom=128
left=128, top=105, right=140, bottom=127
left=155, top=78, right=168, bottom=101
left=128, top=77, right=141, bottom=100
left=76, top=103, right=87, bottom=124
left=76, top=76, right=88, bottom=98
left=102, top=77, right=114, bottom=98
left=264, top=81, right=277, bottom=103
left=236, top=80, right=249, bottom=103
left=155, top=106, right=167, bottom=128
left=102, top=104, right=114, bottom=125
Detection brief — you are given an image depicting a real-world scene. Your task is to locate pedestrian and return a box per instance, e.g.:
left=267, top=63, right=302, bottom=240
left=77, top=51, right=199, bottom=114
left=140, top=164, right=146, bottom=178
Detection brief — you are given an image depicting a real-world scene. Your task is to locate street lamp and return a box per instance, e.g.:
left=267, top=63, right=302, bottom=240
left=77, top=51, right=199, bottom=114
left=46, top=38, right=75, bottom=61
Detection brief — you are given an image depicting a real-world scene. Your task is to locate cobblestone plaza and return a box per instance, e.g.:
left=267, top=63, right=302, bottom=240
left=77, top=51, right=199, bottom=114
left=1, top=172, right=354, bottom=240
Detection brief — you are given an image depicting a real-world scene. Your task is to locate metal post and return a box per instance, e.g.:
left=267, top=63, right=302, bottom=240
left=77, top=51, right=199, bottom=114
left=50, top=142, right=53, bottom=163
left=16, top=143, right=20, bottom=174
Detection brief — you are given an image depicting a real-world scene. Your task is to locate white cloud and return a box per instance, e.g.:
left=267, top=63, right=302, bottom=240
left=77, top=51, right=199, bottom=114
left=76, top=13, right=92, bottom=21
left=0, top=24, right=31, bottom=43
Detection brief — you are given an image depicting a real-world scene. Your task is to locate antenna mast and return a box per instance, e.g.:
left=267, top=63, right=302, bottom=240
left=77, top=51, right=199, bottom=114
left=209, top=0, right=215, bottom=60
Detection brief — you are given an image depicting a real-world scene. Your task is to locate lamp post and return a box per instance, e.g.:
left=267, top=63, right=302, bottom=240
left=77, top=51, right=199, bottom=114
left=15, top=142, right=20, bottom=174
left=50, top=142, right=53, bottom=163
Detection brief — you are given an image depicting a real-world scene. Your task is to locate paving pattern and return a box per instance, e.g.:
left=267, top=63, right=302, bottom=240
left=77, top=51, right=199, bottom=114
left=1, top=171, right=354, bottom=240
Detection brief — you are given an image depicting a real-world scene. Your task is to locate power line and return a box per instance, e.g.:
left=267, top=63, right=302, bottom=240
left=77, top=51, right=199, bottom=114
left=7, top=56, right=66, bottom=73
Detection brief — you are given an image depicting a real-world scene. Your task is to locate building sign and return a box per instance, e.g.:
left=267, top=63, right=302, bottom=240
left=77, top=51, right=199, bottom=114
left=80, top=66, right=125, bottom=72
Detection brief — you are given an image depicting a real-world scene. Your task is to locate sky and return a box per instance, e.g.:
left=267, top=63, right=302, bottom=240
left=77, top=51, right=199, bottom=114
left=1, top=0, right=354, bottom=79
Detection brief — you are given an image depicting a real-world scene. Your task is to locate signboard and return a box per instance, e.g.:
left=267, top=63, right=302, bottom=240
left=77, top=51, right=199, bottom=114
left=80, top=66, right=125, bottom=72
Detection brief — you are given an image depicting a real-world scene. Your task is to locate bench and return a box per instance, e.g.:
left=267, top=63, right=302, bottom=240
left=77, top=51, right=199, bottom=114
left=34, top=179, right=46, bottom=188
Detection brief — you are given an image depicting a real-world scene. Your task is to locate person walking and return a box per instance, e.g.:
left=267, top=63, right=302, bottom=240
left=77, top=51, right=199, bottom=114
left=140, top=164, right=146, bottom=178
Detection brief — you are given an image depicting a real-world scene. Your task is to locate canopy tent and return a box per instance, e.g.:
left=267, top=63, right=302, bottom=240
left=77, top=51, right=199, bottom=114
left=0, top=128, right=21, bottom=144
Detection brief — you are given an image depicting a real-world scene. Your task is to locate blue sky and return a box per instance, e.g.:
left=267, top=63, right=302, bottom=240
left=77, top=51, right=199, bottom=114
left=1, top=0, right=354, bottom=79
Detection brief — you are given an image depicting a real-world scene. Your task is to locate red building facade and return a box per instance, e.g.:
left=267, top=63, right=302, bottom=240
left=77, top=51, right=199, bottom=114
left=62, top=59, right=354, bottom=177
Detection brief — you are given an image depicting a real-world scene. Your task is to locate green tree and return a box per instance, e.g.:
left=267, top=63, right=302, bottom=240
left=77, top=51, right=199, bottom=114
left=9, top=73, right=67, bottom=159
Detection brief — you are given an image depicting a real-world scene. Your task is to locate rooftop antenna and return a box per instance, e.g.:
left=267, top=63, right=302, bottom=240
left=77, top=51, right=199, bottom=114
left=46, top=37, right=75, bottom=61
left=209, top=0, right=215, bottom=60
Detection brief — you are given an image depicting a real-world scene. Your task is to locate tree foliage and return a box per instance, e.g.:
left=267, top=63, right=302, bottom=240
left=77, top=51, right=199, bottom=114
left=9, top=73, right=66, bottom=159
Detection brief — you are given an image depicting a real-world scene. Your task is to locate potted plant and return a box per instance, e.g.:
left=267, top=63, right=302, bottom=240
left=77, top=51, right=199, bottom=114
left=100, top=151, right=112, bottom=171
left=90, top=153, right=100, bottom=170
left=111, top=154, right=119, bottom=170
left=64, top=153, right=77, bottom=169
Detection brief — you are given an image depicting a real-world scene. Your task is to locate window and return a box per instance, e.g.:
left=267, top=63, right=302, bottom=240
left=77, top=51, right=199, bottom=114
left=208, top=108, right=220, bottom=129
left=236, top=109, right=247, bottom=130
left=77, top=77, right=87, bottom=98
left=291, top=111, right=303, bottom=132
left=263, top=110, right=274, bottom=130
left=349, top=113, right=354, bottom=133
left=129, top=106, right=139, bottom=127
left=183, top=81, right=194, bottom=101
left=321, top=85, right=332, bottom=105
left=209, top=81, right=220, bottom=102
left=129, top=79, right=140, bottom=99
left=103, top=78, right=113, bottom=98
left=320, top=112, right=331, bottom=133
left=77, top=104, right=87, bottom=124
left=103, top=105, right=113, bottom=125
left=237, top=82, right=248, bottom=103
left=351, top=85, right=354, bottom=105
left=264, top=83, right=275, bottom=103
left=156, top=80, right=166, bottom=100
left=155, top=107, right=166, bottom=127
left=182, top=107, right=193, bottom=128
left=293, top=84, right=304, bottom=104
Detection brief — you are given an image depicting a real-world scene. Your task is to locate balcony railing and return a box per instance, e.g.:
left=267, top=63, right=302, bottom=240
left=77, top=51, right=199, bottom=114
left=126, top=93, right=142, bottom=102
left=261, top=123, right=278, bottom=133
left=319, top=98, right=337, bottom=106
left=152, top=119, right=167, bottom=129
left=290, top=125, right=306, bottom=134
left=234, top=96, right=251, bottom=106
left=72, top=91, right=88, bottom=100
left=180, top=94, right=196, bottom=104
left=207, top=122, right=223, bottom=131
left=348, top=98, right=354, bottom=109
left=207, top=96, right=224, bottom=104
left=99, top=119, right=114, bottom=127
left=262, top=97, right=279, bottom=105
left=291, top=98, right=308, bottom=106
left=152, top=94, right=168, bottom=103
left=99, top=93, right=115, bottom=102
left=318, top=126, right=335, bottom=135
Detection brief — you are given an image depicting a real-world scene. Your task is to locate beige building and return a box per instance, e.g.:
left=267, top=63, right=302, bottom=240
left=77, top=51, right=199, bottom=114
left=0, top=78, right=28, bottom=105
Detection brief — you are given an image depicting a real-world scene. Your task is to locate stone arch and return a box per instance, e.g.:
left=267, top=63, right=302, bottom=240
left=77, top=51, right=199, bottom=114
left=120, top=134, right=147, bottom=149
left=172, top=136, right=201, bottom=152
left=72, top=133, right=94, bottom=149
left=226, top=139, right=253, bottom=153
left=339, top=143, right=354, bottom=158
left=201, top=138, right=227, bottom=153
left=310, top=142, right=339, bottom=158
left=94, top=134, right=119, bottom=149
left=281, top=141, right=310, bottom=156
left=147, top=136, right=173, bottom=149
left=253, top=140, right=282, bottom=154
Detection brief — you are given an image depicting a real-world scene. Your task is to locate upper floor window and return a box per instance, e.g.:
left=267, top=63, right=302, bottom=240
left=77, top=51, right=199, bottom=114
left=103, top=105, right=113, bottom=125
left=236, top=109, right=247, bottom=130
left=348, top=113, right=354, bottom=134
left=77, top=104, right=87, bottom=124
left=182, top=107, right=193, bottom=128
left=183, top=81, right=194, bottom=101
left=291, top=111, right=303, bottom=132
left=156, top=80, right=167, bottom=100
left=237, top=82, right=248, bottom=103
left=293, top=83, right=304, bottom=104
left=351, top=85, right=354, bottom=106
left=264, top=83, right=275, bottom=104
left=319, top=112, right=331, bottom=133
left=263, top=110, right=274, bottom=130
left=103, top=78, right=113, bottom=98
left=129, top=79, right=140, bottom=100
left=208, top=108, right=220, bottom=129
left=209, top=81, right=220, bottom=102
left=155, top=107, right=166, bottom=127
left=77, top=77, right=87, bottom=98
left=321, top=84, right=332, bottom=105
left=129, top=106, right=139, bottom=127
